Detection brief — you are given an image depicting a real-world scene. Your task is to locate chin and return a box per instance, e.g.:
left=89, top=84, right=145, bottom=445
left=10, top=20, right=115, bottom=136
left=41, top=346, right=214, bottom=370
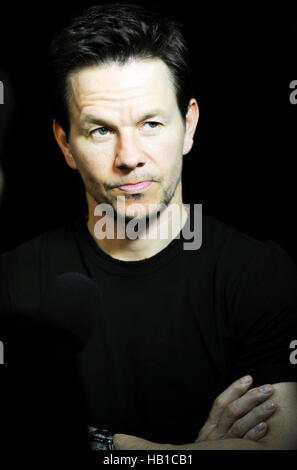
left=127, top=200, right=168, bottom=221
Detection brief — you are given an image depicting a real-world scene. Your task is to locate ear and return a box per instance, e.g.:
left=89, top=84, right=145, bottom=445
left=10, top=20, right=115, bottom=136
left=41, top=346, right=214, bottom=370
left=183, top=99, right=199, bottom=156
left=52, top=119, right=78, bottom=170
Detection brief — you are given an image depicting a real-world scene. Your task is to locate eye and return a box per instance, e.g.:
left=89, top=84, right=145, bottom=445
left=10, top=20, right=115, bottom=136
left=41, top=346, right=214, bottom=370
left=91, top=127, right=111, bottom=136
left=143, top=121, right=161, bottom=129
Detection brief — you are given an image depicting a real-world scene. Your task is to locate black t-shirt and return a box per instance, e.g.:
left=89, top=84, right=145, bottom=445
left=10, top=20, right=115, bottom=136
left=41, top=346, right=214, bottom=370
left=0, top=205, right=297, bottom=445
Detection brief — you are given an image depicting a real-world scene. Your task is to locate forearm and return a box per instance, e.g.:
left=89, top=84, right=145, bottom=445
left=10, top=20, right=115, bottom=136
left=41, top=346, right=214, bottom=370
left=113, top=434, right=269, bottom=450
left=173, top=438, right=267, bottom=450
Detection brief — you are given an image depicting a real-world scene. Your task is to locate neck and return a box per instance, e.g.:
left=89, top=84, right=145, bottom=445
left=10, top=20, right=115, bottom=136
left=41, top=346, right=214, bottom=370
left=86, top=187, right=189, bottom=261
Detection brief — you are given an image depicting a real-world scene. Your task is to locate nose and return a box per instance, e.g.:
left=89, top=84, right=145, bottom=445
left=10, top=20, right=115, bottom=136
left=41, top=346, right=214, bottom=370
left=114, top=129, right=147, bottom=170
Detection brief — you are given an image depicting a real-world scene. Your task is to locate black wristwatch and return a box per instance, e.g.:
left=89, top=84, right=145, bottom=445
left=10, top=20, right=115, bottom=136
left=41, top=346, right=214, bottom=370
left=88, top=428, right=115, bottom=451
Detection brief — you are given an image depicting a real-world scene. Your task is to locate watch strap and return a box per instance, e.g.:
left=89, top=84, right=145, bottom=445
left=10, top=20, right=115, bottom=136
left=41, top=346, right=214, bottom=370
left=88, top=428, right=115, bottom=451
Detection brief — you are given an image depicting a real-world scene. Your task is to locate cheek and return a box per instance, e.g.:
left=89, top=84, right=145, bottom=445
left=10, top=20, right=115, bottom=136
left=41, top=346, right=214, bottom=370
left=70, top=138, right=111, bottom=178
left=149, top=132, right=184, bottom=175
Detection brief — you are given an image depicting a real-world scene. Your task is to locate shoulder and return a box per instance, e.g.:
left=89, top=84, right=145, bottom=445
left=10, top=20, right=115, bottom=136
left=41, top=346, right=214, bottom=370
left=0, top=217, right=83, bottom=314
left=0, top=217, right=77, bottom=269
left=201, top=213, right=297, bottom=282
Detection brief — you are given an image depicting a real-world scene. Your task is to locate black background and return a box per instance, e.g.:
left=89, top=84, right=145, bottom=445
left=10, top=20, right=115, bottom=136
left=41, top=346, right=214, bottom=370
left=1, top=2, right=297, bottom=262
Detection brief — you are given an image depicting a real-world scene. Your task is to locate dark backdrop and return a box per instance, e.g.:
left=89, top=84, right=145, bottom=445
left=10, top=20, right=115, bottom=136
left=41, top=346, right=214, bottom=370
left=1, top=2, right=297, bottom=263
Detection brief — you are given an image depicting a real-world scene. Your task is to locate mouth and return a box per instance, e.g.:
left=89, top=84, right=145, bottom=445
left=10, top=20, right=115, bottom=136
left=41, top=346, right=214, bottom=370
left=116, top=180, right=153, bottom=194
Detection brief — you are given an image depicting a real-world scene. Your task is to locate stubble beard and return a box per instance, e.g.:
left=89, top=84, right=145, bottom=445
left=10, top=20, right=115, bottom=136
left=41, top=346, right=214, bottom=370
left=86, top=169, right=182, bottom=228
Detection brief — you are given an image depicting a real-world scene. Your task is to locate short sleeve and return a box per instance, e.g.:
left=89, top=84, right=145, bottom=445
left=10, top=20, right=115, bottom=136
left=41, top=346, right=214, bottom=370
left=226, top=240, right=297, bottom=387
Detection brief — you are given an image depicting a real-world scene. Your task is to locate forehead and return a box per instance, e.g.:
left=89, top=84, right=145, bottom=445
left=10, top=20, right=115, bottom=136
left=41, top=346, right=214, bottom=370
left=67, top=58, right=177, bottom=118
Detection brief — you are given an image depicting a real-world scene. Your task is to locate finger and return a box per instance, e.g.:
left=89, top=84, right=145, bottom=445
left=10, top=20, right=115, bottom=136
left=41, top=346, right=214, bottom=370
left=243, top=422, right=269, bottom=441
left=225, top=398, right=277, bottom=439
left=211, top=385, right=275, bottom=439
left=197, top=375, right=254, bottom=441
left=207, top=375, right=254, bottom=424
left=196, top=421, right=220, bottom=442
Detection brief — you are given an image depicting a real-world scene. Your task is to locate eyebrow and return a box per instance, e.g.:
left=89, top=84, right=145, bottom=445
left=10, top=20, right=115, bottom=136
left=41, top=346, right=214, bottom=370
left=80, top=109, right=167, bottom=127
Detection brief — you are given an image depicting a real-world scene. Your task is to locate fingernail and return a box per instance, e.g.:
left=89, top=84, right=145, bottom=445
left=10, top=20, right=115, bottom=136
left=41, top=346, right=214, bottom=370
left=259, top=385, right=272, bottom=394
left=241, top=375, right=252, bottom=384
left=263, top=401, right=275, bottom=411
left=255, top=422, right=266, bottom=433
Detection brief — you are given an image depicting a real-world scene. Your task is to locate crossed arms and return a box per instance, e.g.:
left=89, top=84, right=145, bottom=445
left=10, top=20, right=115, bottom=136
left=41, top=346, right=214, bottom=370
left=112, top=377, right=297, bottom=450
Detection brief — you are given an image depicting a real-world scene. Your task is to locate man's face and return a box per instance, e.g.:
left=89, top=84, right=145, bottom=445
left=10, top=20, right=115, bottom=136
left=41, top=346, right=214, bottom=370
left=64, top=58, right=192, bottom=222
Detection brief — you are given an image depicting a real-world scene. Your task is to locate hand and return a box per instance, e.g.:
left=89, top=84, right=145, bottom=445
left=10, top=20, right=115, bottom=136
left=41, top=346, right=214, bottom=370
left=196, top=375, right=277, bottom=442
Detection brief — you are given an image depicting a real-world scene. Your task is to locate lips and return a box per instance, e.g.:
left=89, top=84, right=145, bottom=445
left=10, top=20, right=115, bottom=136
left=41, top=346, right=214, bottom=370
left=117, top=180, right=153, bottom=194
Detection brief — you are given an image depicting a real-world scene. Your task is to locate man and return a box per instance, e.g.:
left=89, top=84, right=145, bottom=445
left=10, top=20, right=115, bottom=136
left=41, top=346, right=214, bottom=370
left=0, top=3, right=297, bottom=451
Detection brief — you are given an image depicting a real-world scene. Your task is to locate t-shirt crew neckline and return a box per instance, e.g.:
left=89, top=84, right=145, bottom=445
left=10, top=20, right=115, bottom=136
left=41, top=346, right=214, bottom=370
left=74, top=205, right=194, bottom=276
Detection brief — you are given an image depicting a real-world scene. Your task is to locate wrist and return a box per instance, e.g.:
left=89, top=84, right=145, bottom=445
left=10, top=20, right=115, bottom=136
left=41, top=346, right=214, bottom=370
left=113, top=433, right=122, bottom=450
left=113, top=433, right=175, bottom=450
